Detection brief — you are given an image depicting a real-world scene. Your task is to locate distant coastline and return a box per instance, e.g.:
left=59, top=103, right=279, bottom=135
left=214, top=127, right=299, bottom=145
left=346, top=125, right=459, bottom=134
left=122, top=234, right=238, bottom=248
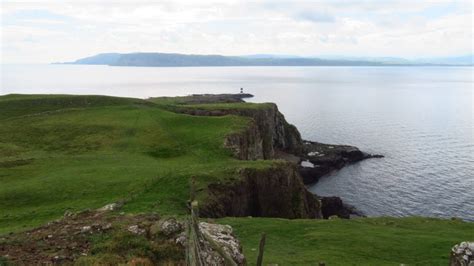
left=54, top=52, right=473, bottom=67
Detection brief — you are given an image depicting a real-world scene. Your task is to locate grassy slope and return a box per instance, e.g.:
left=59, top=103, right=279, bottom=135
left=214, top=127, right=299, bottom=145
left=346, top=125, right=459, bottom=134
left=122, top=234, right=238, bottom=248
left=220, top=217, right=474, bottom=266
left=1, top=94, right=472, bottom=265
left=0, top=94, right=271, bottom=234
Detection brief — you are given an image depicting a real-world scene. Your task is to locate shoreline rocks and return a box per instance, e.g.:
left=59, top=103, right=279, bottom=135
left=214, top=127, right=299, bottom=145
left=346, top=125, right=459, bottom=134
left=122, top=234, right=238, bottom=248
left=298, top=141, right=383, bottom=185
left=320, top=196, right=366, bottom=219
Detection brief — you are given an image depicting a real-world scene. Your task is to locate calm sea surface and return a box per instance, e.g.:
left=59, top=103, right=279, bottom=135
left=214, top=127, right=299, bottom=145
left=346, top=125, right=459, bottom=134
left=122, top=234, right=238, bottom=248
left=2, top=64, right=473, bottom=220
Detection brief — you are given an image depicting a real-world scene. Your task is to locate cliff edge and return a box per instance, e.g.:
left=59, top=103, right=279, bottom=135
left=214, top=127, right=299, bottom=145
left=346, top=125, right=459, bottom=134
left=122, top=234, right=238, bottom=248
left=152, top=93, right=382, bottom=219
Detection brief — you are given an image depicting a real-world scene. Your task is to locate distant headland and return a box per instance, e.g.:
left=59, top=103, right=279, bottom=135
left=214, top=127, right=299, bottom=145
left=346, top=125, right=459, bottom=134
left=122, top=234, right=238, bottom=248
left=54, top=52, right=473, bottom=67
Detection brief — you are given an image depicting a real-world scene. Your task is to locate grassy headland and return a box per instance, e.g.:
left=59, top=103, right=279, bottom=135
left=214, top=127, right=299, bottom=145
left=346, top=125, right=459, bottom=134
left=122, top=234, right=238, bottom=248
left=1, top=94, right=472, bottom=264
left=0, top=94, right=271, bottom=234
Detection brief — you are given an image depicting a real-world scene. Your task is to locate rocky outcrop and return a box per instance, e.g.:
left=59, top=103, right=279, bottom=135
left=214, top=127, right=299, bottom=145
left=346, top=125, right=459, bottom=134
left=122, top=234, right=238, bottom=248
left=299, top=141, right=383, bottom=185
left=224, top=119, right=265, bottom=160
left=0, top=211, right=183, bottom=265
left=200, top=162, right=322, bottom=219
left=199, top=222, right=246, bottom=265
left=450, top=242, right=474, bottom=266
left=320, top=196, right=365, bottom=219
left=177, top=103, right=303, bottom=159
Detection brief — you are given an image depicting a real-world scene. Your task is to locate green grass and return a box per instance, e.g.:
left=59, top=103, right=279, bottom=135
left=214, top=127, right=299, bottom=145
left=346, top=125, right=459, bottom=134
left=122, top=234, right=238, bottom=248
left=182, top=102, right=273, bottom=110
left=149, top=95, right=273, bottom=110
left=220, top=217, right=474, bottom=266
left=0, top=94, right=272, bottom=234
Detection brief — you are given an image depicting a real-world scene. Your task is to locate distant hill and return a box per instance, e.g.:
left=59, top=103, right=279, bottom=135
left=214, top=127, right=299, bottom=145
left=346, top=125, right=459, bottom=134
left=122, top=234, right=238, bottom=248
left=59, top=52, right=473, bottom=67
left=59, top=52, right=384, bottom=67
left=70, top=53, right=122, bottom=65
left=319, top=55, right=474, bottom=66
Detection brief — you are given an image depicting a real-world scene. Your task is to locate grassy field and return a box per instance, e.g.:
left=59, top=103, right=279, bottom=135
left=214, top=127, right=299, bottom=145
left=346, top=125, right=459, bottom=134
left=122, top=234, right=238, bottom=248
left=220, top=217, right=474, bottom=266
left=0, top=94, right=271, bottom=234
left=1, top=94, right=472, bottom=265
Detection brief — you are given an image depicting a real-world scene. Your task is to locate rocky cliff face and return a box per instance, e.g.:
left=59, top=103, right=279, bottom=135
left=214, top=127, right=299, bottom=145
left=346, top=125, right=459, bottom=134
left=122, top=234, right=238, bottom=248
left=175, top=103, right=303, bottom=160
left=200, top=162, right=322, bottom=219
left=171, top=95, right=380, bottom=219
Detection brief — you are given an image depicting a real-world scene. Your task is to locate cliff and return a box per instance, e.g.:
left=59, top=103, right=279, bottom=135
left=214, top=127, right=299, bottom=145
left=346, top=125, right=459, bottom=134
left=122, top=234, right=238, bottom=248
left=175, top=102, right=303, bottom=159
left=200, top=162, right=322, bottom=219
left=152, top=94, right=381, bottom=219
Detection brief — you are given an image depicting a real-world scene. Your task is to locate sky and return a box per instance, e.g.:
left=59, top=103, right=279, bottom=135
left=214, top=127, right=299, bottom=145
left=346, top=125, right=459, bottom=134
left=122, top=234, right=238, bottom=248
left=1, top=0, right=473, bottom=63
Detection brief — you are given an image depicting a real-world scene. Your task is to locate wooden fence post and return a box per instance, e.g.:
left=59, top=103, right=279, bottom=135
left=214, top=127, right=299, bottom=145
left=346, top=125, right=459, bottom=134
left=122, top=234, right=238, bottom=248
left=256, top=233, right=266, bottom=266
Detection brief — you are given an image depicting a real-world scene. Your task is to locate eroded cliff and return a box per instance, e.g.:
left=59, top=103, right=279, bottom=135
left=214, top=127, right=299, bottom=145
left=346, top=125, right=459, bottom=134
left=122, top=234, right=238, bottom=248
left=200, top=162, right=322, bottom=219
left=175, top=102, right=303, bottom=160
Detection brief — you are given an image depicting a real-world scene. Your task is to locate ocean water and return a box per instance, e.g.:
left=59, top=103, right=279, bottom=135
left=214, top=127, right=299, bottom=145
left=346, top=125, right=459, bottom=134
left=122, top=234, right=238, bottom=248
left=2, top=64, right=473, bottom=220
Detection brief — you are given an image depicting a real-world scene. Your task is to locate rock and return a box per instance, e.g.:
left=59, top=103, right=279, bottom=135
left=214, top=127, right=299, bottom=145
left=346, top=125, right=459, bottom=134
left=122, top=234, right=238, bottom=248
left=63, top=210, right=74, bottom=218
left=152, top=218, right=183, bottom=237
left=199, top=222, right=246, bottom=265
left=299, top=165, right=330, bottom=184
left=175, top=232, right=187, bottom=246
left=97, top=202, right=122, bottom=212
left=320, top=197, right=364, bottom=219
left=101, top=223, right=112, bottom=231
left=450, top=242, right=474, bottom=266
left=368, top=154, right=384, bottom=159
left=80, top=226, right=92, bottom=234
left=128, top=225, right=146, bottom=235
left=299, top=141, right=383, bottom=185
left=300, top=160, right=315, bottom=168
left=201, top=250, right=225, bottom=266
left=51, top=255, right=69, bottom=263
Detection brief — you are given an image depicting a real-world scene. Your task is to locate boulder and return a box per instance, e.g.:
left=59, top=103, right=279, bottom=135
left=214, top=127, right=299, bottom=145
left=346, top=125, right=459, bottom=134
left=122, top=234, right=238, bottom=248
left=150, top=218, right=183, bottom=237
left=127, top=225, right=146, bottom=235
left=320, top=196, right=364, bottom=219
left=450, top=242, right=474, bottom=266
left=97, top=202, right=122, bottom=212
left=80, top=226, right=92, bottom=234
left=199, top=222, right=246, bottom=265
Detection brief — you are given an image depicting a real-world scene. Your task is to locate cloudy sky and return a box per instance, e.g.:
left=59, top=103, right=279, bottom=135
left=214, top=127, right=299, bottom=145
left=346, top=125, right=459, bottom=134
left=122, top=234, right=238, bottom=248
left=1, top=0, right=473, bottom=63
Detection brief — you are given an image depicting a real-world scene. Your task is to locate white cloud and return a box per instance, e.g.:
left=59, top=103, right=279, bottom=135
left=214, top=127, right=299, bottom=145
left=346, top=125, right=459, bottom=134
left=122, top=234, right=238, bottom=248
left=1, top=0, right=472, bottom=63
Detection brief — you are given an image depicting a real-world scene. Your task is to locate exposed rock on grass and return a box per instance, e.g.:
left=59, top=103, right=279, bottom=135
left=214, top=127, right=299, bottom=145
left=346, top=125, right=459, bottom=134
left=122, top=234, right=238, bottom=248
left=97, top=202, right=123, bottom=212
left=0, top=210, right=183, bottom=265
left=199, top=222, right=246, bottom=265
left=153, top=218, right=184, bottom=237
left=450, top=241, right=474, bottom=266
